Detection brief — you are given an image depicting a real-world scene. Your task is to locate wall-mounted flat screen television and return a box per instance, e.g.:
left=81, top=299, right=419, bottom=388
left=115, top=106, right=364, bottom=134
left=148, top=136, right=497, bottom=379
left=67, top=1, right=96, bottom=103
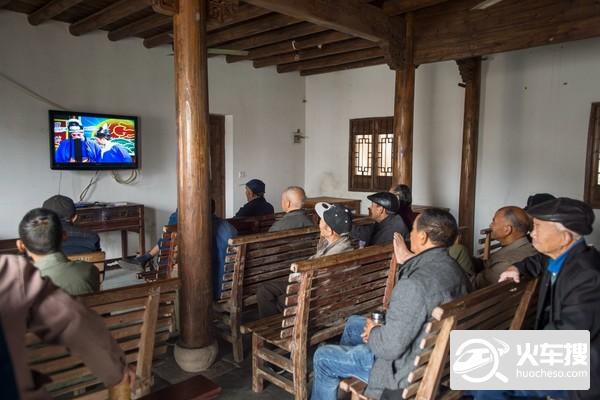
left=49, top=110, right=140, bottom=170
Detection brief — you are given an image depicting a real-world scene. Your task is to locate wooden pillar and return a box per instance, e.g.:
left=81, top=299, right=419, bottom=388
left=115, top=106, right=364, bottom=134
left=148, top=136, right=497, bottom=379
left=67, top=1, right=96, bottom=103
left=392, top=13, right=415, bottom=187
left=457, top=57, right=482, bottom=254
left=173, top=0, right=215, bottom=369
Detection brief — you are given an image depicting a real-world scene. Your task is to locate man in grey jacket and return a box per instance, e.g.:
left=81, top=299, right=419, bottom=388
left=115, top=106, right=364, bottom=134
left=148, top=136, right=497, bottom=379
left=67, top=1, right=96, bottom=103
left=268, top=186, right=314, bottom=232
left=311, top=208, right=470, bottom=400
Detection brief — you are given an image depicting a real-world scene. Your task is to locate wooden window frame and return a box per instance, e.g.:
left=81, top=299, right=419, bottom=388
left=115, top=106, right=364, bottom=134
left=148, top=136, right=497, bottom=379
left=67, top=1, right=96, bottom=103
left=348, top=117, right=394, bottom=192
left=584, top=102, right=600, bottom=208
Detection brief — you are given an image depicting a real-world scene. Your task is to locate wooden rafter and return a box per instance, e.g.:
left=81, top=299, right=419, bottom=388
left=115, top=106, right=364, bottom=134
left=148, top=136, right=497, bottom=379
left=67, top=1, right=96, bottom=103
left=300, top=56, right=385, bottom=76
left=277, top=47, right=382, bottom=73
left=383, top=0, right=450, bottom=15
left=69, top=0, right=151, bottom=36
left=253, top=38, right=373, bottom=68
left=108, top=13, right=170, bottom=41
left=207, top=13, right=299, bottom=47
left=226, top=31, right=353, bottom=63
left=214, top=22, right=328, bottom=51
left=144, top=31, right=173, bottom=48
left=27, top=0, right=84, bottom=26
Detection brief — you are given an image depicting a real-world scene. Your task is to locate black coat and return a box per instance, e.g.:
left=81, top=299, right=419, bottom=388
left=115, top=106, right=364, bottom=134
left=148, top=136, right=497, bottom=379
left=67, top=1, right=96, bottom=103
left=351, top=214, right=409, bottom=246
left=234, top=196, right=274, bottom=218
left=515, top=241, right=600, bottom=400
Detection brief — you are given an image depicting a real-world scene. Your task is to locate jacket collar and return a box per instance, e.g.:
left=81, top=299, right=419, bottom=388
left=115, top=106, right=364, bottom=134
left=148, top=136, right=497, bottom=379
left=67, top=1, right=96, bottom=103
left=34, top=252, right=68, bottom=272
left=399, top=246, right=447, bottom=279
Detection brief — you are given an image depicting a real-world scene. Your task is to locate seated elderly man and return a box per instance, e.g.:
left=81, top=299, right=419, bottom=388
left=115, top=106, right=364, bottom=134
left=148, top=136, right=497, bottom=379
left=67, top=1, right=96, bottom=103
left=389, top=184, right=418, bottom=229
left=311, top=209, right=469, bottom=400
left=17, top=208, right=100, bottom=295
left=351, top=192, right=409, bottom=246
left=268, top=186, right=314, bottom=232
left=0, top=254, right=134, bottom=399
left=472, top=206, right=536, bottom=289
left=42, top=194, right=100, bottom=255
left=469, top=198, right=600, bottom=400
left=256, top=202, right=353, bottom=318
left=234, top=179, right=275, bottom=218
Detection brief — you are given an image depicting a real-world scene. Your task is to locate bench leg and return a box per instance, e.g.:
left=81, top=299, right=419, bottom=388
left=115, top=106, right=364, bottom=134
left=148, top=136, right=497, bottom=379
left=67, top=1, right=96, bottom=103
left=252, top=335, right=265, bottom=393
left=292, top=350, right=308, bottom=400
left=230, top=310, right=244, bottom=363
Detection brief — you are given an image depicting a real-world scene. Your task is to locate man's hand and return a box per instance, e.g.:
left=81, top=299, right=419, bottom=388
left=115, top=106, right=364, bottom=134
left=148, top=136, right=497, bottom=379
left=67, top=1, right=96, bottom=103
left=499, top=266, right=520, bottom=283
left=361, top=318, right=379, bottom=344
left=393, top=232, right=414, bottom=264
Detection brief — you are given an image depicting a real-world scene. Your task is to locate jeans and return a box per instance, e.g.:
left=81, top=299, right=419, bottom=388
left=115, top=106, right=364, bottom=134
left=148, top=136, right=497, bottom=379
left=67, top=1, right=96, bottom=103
left=467, top=390, right=568, bottom=399
left=311, top=315, right=374, bottom=400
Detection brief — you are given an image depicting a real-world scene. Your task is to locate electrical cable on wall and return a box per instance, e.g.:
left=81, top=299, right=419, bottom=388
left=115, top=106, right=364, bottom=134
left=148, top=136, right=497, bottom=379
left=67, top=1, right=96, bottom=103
left=112, top=170, right=138, bottom=185
left=79, top=171, right=100, bottom=201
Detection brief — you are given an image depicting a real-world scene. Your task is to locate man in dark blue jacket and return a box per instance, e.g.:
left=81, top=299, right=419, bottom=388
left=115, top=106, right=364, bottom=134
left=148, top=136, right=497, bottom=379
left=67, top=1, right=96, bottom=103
left=234, top=179, right=274, bottom=218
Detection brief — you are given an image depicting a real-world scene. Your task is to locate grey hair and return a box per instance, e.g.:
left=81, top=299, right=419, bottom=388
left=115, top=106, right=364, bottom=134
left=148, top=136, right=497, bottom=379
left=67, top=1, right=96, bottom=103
left=554, top=222, right=582, bottom=241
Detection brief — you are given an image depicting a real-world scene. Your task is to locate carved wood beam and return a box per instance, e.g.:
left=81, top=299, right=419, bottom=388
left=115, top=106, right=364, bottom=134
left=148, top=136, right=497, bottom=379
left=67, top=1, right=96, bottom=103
left=69, top=0, right=151, bottom=36
left=277, top=47, right=382, bottom=73
left=27, top=0, right=84, bottom=25
left=383, top=0, right=449, bottom=15
left=151, top=0, right=177, bottom=15
left=242, top=0, right=404, bottom=68
left=457, top=57, right=479, bottom=84
left=253, top=38, right=373, bottom=68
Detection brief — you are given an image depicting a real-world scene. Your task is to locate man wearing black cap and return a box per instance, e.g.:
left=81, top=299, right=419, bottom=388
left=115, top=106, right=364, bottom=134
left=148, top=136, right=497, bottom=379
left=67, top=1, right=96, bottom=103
left=256, top=202, right=353, bottom=318
left=351, top=192, right=408, bottom=246
left=234, top=179, right=275, bottom=218
left=95, top=124, right=132, bottom=163
left=42, top=194, right=100, bottom=255
left=470, top=198, right=600, bottom=400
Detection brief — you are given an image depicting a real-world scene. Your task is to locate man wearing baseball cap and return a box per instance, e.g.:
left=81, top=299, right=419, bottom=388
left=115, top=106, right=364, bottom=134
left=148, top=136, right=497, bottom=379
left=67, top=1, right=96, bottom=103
left=351, top=192, right=409, bottom=246
left=256, top=202, right=353, bottom=318
left=234, top=179, right=275, bottom=218
left=470, top=198, right=600, bottom=400
left=42, top=194, right=101, bottom=256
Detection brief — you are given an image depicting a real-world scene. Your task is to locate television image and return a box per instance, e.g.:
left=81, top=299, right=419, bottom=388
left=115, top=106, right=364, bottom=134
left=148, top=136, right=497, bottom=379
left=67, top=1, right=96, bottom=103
left=49, top=110, right=139, bottom=170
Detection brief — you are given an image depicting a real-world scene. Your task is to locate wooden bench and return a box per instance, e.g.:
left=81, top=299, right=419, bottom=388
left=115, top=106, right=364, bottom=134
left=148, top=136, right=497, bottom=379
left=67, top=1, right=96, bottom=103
left=68, top=251, right=106, bottom=284
left=27, top=278, right=180, bottom=399
left=243, top=244, right=398, bottom=400
left=227, top=214, right=279, bottom=235
left=213, top=226, right=322, bottom=362
left=477, top=228, right=501, bottom=262
left=340, top=278, right=539, bottom=400
left=139, top=225, right=178, bottom=282
left=0, top=238, right=19, bottom=255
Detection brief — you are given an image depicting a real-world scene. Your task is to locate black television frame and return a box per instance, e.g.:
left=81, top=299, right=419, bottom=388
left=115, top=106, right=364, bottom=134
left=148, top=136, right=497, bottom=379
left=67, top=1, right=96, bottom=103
left=49, top=109, right=140, bottom=171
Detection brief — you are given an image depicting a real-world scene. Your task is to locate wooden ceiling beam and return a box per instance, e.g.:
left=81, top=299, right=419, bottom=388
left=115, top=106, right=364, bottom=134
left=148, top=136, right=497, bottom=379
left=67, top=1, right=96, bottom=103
left=253, top=38, right=373, bottom=68
left=216, top=22, right=328, bottom=51
left=28, top=0, right=84, bottom=26
left=207, top=13, right=300, bottom=47
left=108, top=3, right=271, bottom=42
left=413, top=0, right=600, bottom=65
left=277, top=46, right=383, bottom=73
left=242, top=0, right=395, bottom=43
left=383, top=0, right=449, bottom=16
left=108, top=13, right=170, bottom=41
left=69, top=0, right=151, bottom=36
left=300, top=56, right=385, bottom=76
left=226, top=31, right=353, bottom=63
left=143, top=31, right=172, bottom=48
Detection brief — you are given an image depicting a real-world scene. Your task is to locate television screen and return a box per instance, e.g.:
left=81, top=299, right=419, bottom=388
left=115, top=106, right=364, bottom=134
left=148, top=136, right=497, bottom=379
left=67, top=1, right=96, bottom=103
left=49, top=110, right=139, bottom=170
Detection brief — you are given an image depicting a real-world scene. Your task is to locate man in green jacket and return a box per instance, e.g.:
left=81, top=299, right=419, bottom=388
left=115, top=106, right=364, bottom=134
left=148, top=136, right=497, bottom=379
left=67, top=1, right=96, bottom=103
left=16, top=208, right=100, bottom=295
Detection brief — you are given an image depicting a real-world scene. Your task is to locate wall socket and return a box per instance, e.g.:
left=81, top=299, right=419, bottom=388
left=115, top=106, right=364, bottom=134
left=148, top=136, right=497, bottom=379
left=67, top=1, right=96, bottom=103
left=238, top=171, right=246, bottom=178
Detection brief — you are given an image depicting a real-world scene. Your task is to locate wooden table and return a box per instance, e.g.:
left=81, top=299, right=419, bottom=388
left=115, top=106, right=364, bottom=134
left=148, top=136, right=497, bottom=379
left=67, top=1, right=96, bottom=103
left=75, top=202, right=145, bottom=258
left=304, top=196, right=362, bottom=213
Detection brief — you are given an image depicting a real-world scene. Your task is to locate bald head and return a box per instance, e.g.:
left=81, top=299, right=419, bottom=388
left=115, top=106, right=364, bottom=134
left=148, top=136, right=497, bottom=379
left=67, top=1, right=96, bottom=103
left=281, top=186, right=306, bottom=212
left=490, top=206, right=531, bottom=245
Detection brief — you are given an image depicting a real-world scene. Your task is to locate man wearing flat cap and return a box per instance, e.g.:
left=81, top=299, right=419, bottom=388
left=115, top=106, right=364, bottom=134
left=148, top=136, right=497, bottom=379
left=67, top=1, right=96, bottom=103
left=351, top=192, right=409, bottom=246
left=470, top=198, right=600, bottom=400
left=234, top=178, right=275, bottom=218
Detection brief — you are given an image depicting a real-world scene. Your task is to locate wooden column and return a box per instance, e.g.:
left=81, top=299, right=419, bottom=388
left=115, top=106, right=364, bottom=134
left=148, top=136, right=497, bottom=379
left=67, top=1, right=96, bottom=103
left=392, top=13, right=415, bottom=186
left=457, top=57, right=482, bottom=254
left=174, top=0, right=214, bottom=353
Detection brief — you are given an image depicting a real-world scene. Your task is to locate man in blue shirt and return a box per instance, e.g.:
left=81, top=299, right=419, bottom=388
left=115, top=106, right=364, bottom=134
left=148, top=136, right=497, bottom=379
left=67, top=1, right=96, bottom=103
left=55, top=119, right=101, bottom=163
left=95, top=124, right=132, bottom=164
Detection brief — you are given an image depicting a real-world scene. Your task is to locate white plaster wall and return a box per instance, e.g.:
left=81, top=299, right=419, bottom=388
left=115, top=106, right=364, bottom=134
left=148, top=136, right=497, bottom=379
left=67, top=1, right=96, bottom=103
left=0, top=11, right=305, bottom=258
left=305, top=38, right=600, bottom=248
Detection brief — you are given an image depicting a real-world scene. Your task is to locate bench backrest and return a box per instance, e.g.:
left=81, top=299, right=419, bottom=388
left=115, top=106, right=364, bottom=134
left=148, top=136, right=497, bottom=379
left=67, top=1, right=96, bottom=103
left=477, top=228, right=501, bottom=261
left=67, top=251, right=106, bottom=284
left=283, top=244, right=397, bottom=346
left=26, top=278, right=180, bottom=399
left=227, top=214, right=279, bottom=235
left=0, top=238, right=19, bottom=255
left=402, top=278, right=539, bottom=400
left=220, top=226, right=321, bottom=306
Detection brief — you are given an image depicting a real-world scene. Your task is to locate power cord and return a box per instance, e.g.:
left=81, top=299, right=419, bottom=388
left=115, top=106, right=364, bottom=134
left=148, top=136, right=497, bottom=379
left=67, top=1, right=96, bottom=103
left=79, top=171, right=100, bottom=201
left=112, top=169, right=138, bottom=185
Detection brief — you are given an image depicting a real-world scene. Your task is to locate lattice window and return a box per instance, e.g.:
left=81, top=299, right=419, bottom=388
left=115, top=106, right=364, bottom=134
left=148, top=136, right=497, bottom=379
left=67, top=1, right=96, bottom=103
left=585, top=103, right=600, bottom=208
left=349, top=117, right=394, bottom=191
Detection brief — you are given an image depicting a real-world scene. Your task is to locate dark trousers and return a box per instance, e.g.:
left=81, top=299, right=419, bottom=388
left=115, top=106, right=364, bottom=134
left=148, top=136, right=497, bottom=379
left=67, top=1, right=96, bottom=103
left=256, top=280, right=287, bottom=318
